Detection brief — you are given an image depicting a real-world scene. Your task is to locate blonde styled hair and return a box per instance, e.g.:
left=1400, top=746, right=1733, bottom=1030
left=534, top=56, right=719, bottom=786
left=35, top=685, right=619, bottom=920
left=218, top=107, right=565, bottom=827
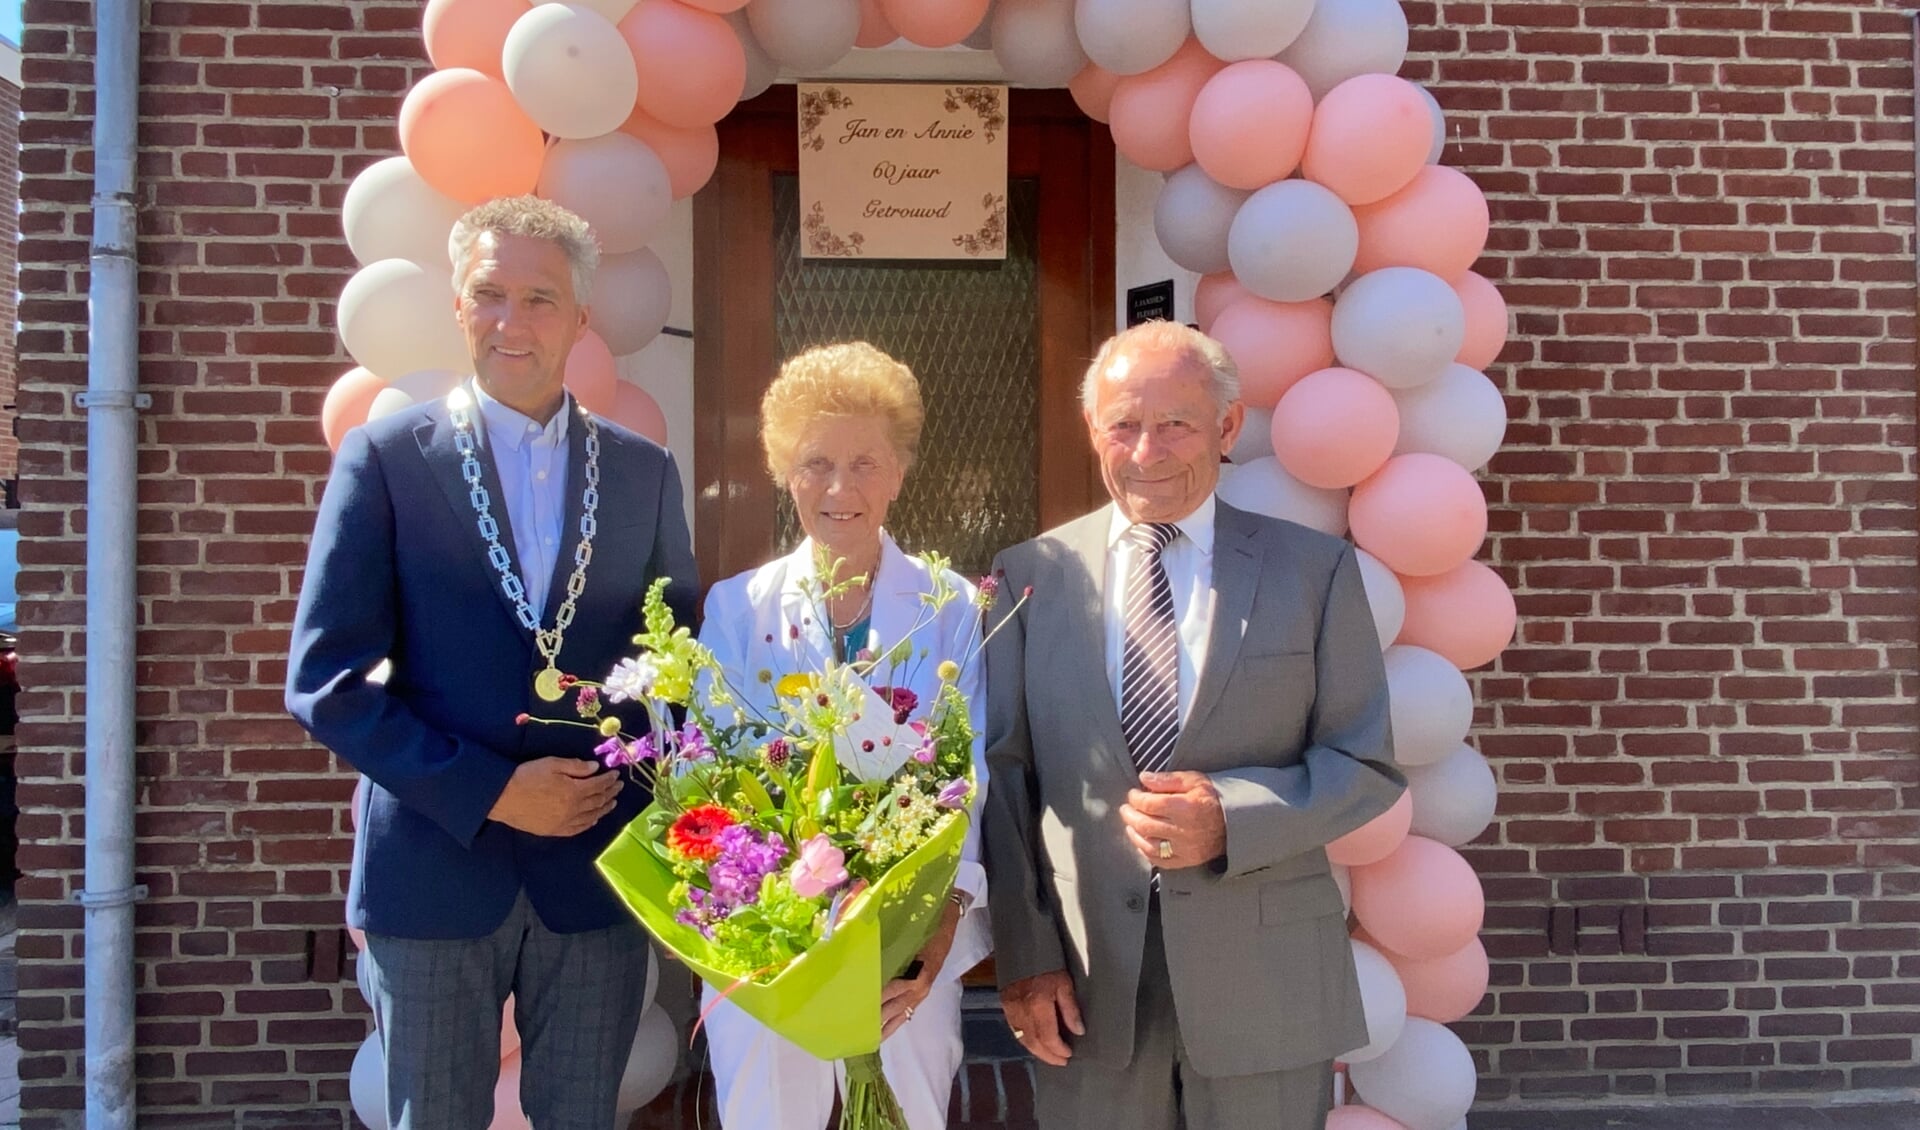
left=760, top=342, right=925, bottom=479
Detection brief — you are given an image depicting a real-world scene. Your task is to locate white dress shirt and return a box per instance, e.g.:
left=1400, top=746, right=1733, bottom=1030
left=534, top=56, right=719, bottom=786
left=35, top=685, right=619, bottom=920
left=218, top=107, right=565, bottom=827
left=473, top=384, right=571, bottom=617
left=1104, top=494, right=1217, bottom=725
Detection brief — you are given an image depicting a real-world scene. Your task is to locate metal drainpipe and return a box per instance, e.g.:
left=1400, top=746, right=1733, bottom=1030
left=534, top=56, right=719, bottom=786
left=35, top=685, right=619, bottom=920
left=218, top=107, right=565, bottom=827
left=80, top=0, right=145, bottom=1126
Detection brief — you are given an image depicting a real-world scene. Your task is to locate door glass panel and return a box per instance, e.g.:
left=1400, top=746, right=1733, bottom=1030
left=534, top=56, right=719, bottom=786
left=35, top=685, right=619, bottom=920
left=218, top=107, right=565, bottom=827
left=770, top=173, right=1042, bottom=579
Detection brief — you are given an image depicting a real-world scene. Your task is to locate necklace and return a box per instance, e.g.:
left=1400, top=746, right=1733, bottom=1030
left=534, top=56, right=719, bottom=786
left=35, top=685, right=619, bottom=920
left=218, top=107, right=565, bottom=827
left=448, top=387, right=601, bottom=702
left=828, top=586, right=873, bottom=633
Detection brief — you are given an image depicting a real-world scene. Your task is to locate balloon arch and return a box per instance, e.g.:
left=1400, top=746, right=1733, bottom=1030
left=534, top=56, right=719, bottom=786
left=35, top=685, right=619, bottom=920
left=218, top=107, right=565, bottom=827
left=329, top=2, right=1514, bottom=1128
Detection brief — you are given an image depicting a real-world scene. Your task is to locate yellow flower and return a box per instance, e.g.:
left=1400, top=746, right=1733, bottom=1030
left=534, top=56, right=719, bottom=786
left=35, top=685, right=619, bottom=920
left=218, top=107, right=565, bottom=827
left=937, top=660, right=960, bottom=684
left=776, top=672, right=817, bottom=697
left=598, top=717, right=623, bottom=737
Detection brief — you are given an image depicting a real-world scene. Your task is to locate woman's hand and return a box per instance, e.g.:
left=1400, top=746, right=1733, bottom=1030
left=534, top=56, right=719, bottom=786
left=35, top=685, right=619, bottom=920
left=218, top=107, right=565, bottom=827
left=880, top=897, right=963, bottom=1040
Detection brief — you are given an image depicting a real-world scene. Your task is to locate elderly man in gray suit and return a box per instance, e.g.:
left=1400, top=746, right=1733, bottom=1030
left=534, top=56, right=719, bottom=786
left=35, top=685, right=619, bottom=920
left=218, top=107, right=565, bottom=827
left=982, top=320, right=1403, bottom=1130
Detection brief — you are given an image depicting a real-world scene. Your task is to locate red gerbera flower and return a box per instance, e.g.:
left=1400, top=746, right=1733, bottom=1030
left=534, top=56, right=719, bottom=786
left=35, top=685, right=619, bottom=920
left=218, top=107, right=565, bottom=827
left=668, top=804, right=736, bottom=862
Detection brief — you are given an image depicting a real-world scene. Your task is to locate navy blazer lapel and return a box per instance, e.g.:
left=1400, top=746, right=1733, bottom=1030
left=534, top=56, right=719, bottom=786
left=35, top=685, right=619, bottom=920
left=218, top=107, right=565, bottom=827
left=413, top=405, right=535, bottom=639
left=1176, top=501, right=1261, bottom=762
left=539, top=404, right=593, bottom=627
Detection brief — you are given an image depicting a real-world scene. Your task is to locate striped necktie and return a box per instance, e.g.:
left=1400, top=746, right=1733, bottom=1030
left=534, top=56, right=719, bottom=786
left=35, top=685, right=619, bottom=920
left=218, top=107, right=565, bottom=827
left=1120, top=522, right=1182, bottom=774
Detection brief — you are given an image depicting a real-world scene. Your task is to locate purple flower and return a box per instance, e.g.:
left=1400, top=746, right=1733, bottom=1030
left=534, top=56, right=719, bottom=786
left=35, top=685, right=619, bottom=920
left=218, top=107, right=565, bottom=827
left=763, top=738, right=792, bottom=771
left=678, top=723, right=714, bottom=761
left=977, top=575, right=1000, bottom=603
left=596, top=733, right=658, bottom=769
left=706, top=825, right=788, bottom=908
left=912, top=744, right=936, bottom=765
left=936, top=779, right=972, bottom=809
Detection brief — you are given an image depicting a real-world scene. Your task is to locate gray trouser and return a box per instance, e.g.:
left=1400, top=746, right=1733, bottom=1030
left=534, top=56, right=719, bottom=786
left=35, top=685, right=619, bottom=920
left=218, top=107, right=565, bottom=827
left=361, top=891, right=651, bottom=1130
left=1034, top=896, right=1333, bottom=1130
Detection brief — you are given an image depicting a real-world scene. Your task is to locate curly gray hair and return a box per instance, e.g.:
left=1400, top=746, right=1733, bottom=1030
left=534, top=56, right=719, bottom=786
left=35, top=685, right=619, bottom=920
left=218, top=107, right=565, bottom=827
left=1081, top=320, right=1241, bottom=421
left=448, top=195, right=600, bottom=305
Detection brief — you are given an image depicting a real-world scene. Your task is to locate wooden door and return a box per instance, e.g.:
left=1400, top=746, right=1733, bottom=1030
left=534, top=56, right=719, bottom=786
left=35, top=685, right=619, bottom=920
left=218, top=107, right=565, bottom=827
left=692, top=86, right=1116, bottom=589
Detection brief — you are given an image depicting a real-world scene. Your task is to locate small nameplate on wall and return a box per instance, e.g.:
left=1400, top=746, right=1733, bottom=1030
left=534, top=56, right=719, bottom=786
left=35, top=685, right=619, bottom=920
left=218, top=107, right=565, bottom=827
left=797, top=82, right=1009, bottom=260
left=1127, top=280, right=1175, bottom=327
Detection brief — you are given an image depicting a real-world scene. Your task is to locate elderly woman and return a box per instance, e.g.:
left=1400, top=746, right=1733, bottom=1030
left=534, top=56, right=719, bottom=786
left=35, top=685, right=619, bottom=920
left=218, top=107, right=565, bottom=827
left=697, top=342, right=991, bottom=1130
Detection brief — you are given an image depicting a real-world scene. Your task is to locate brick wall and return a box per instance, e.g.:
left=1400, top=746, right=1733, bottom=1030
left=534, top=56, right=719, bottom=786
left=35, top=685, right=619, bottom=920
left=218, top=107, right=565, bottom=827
left=10, top=0, right=1919, bottom=1125
left=0, top=72, right=20, bottom=493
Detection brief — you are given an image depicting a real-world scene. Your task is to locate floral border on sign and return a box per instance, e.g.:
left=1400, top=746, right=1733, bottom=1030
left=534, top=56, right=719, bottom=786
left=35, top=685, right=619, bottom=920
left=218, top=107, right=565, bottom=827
left=952, top=193, right=1006, bottom=257
left=799, top=86, right=855, bottom=153
left=804, top=201, right=866, bottom=257
left=943, top=86, right=1005, bottom=143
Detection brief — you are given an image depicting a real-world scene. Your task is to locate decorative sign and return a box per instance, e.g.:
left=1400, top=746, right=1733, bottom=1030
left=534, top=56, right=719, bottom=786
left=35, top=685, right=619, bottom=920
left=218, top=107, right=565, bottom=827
left=797, top=82, right=1009, bottom=260
left=1127, top=280, right=1176, bottom=327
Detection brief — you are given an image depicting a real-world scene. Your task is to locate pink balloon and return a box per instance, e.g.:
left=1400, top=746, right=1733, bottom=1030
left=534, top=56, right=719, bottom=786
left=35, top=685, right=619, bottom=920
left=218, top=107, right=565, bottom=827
left=1350, top=835, right=1485, bottom=960
left=1352, top=166, right=1490, bottom=282
left=1326, top=789, right=1412, bottom=867
left=611, top=381, right=670, bottom=445
left=1301, top=74, right=1432, bottom=206
left=1194, top=273, right=1251, bottom=334
left=490, top=1049, right=531, bottom=1130
left=347, top=924, right=367, bottom=952
left=501, top=995, right=522, bottom=1058
left=423, top=0, right=531, bottom=79
left=856, top=0, right=898, bottom=47
left=565, top=330, right=619, bottom=417
left=620, top=1, right=748, bottom=128
left=1271, top=367, right=1400, bottom=489
left=1109, top=39, right=1223, bottom=172
left=1325, top=1106, right=1412, bottom=1130
left=322, top=368, right=388, bottom=453
left=680, top=0, right=750, bottom=10
left=1189, top=60, right=1312, bottom=190
left=620, top=107, right=721, bottom=199
left=1209, top=296, right=1334, bottom=410
left=1389, top=936, right=1489, bottom=1024
left=1396, top=560, right=1514, bottom=669
left=1348, top=453, right=1487, bottom=577
left=882, top=0, right=988, bottom=48
left=399, top=69, right=546, bottom=204
left=1069, top=63, right=1121, bottom=124
left=1453, top=272, right=1508, bottom=370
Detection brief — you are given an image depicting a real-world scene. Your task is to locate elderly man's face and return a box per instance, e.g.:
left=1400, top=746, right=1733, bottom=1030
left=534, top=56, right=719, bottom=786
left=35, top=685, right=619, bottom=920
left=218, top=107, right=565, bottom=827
left=454, top=231, right=589, bottom=420
left=1085, top=344, right=1243, bottom=524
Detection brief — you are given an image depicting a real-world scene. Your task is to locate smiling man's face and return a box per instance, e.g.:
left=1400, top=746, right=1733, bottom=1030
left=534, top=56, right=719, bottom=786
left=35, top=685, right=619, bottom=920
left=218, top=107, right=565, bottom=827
left=1085, top=343, right=1243, bottom=524
left=454, top=231, right=589, bottom=422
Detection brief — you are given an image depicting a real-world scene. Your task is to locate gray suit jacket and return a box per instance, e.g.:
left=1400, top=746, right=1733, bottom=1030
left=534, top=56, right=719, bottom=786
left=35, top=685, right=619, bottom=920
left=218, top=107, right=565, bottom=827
left=982, top=500, right=1402, bottom=1078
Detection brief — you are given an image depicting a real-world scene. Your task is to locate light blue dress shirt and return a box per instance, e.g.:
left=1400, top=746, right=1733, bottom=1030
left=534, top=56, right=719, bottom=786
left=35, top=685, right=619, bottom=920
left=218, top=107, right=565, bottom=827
left=473, top=384, right=571, bottom=618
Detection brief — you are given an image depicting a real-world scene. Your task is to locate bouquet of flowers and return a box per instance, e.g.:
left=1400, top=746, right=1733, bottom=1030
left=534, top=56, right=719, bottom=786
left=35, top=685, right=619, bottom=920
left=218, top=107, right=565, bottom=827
left=533, top=557, right=1016, bottom=1130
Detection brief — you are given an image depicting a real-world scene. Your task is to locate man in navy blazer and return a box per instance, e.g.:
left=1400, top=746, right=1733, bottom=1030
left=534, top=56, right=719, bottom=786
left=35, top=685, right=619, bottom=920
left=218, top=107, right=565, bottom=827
left=287, top=196, right=697, bottom=1128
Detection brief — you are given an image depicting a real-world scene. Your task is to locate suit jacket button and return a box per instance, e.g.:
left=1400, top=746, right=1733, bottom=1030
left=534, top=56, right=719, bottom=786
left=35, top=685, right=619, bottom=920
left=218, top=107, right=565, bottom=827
left=1125, top=894, right=1144, bottom=912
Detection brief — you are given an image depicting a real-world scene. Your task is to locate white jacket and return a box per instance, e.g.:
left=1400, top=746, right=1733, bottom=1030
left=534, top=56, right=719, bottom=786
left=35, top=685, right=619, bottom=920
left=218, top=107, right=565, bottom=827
left=698, top=532, right=993, bottom=983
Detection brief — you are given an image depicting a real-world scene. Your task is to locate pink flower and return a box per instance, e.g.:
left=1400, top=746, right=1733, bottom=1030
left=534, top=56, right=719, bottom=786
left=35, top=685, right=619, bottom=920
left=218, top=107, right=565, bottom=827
left=789, top=833, right=849, bottom=899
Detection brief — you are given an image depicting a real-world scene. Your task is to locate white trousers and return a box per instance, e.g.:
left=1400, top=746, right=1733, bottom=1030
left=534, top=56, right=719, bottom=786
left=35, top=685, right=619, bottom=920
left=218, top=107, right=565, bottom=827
left=704, top=978, right=965, bottom=1130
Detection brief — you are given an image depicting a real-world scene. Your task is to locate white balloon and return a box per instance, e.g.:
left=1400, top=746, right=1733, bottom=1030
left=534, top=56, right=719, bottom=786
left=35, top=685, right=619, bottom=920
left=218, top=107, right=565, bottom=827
left=1383, top=645, right=1472, bottom=768
left=343, top=157, right=466, bottom=270
left=1342, top=939, right=1408, bottom=1064
left=1229, top=405, right=1275, bottom=464
left=367, top=369, right=464, bottom=423
left=537, top=134, right=675, bottom=255
left=1349, top=1018, right=1477, bottom=1130
left=747, top=0, right=859, bottom=72
left=337, top=259, right=471, bottom=381
left=1332, top=863, right=1352, bottom=914
left=963, top=6, right=996, bottom=50
left=534, top=0, right=639, bottom=21
left=1216, top=457, right=1349, bottom=536
left=350, top=1034, right=390, bottom=1130
left=1332, top=268, right=1465, bottom=390
left=1277, top=0, right=1409, bottom=100
left=615, top=1003, right=681, bottom=1114
left=1228, top=181, right=1358, bottom=304
left=590, top=248, right=674, bottom=356
left=992, top=0, right=1088, bottom=87
left=1155, top=165, right=1249, bottom=276
left=726, top=9, right=781, bottom=101
left=1075, top=0, right=1189, bottom=76
left=1392, top=363, right=1508, bottom=471
left=1416, top=84, right=1447, bottom=164
left=503, top=5, right=639, bottom=139
left=1406, top=743, right=1497, bottom=848
left=1191, top=0, right=1317, bottom=62
left=1353, top=547, right=1404, bottom=650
